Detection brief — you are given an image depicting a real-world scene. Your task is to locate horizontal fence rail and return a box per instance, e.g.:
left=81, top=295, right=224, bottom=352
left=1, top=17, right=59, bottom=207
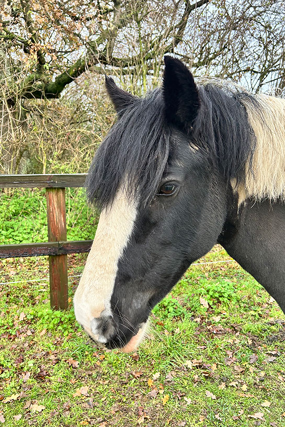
left=0, top=174, right=93, bottom=310
left=0, top=240, right=93, bottom=258
left=0, top=173, right=87, bottom=188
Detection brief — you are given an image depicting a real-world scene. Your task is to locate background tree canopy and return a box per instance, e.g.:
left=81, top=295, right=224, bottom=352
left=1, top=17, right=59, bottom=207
left=0, top=0, right=284, bottom=174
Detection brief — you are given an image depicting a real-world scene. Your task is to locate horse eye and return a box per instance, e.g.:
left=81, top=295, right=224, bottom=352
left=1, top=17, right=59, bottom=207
left=158, top=182, right=177, bottom=196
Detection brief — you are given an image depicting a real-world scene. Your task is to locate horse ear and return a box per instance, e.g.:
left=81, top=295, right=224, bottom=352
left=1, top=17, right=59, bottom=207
left=163, top=56, right=200, bottom=131
left=105, top=76, right=136, bottom=116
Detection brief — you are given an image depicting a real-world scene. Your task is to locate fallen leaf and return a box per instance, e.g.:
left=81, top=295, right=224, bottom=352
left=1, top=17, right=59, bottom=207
left=40, top=329, right=46, bottom=336
left=0, top=415, right=5, bottom=424
left=19, top=312, right=25, bottom=321
left=3, top=393, right=21, bottom=403
left=22, top=372, right=31, bottom=382
left=184, top=397, right=191, bottom=405
left=24, top=400, right=31, bottom=409
left=241, top=384, right=247, bottom=391
left=148, top=379, right=153, bottom=387
left=249, top=354, right=258, bottom=364
left=67, top=358, right=79, bottom=368
left=218, top=383, right=226, bottom=390
left=205, top=390, right=216, bottom=400
left=229, top=381, right=238, bottom=387
left=200, top=297, right=209, bottom=308
left=261, top=400, right=271, bottom=407
left=13, top=415, right=22, bottom=421
left=79, top=386, right=89, bottom=396
left=153, top=372, right=160, bottom=380
left=212, top=316, right=221, bottom=322
left=248, top=412, right=264, bottom=420
left=30, top=404, right=45, bottom=413
left=234, top=365, right=245, bottom=373
left=165, top=372, right=174, bottom=381
left=184, top=360, right=193, bottom=369
left=131, top=353, right=139, bottom=361
left=73, top=387, right=89, bottom=397
left=265, top=356, right=276, bottom=363
left=132, top=371, right=143, bottom=378
left=162, top=394, right=169, bottom=405
left=148, top=389, right=158, bottom=398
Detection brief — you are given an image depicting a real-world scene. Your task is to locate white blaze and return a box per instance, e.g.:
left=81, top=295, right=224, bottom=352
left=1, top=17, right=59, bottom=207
left=74, top=186, right=138, bottom=341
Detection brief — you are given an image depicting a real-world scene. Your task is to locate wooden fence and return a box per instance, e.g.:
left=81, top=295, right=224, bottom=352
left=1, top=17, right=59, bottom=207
left=0, top=174, right=93, bottom=310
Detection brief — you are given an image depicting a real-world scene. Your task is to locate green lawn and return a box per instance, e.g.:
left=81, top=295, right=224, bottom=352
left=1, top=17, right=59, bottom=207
left=1, top=247, right=285, bottom=426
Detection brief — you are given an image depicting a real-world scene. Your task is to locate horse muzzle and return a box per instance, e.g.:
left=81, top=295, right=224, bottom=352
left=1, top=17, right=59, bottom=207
left=89, top=314, right=148, bottom=352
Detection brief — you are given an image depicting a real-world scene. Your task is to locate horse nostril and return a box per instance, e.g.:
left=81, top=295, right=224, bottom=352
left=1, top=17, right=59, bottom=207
left=90, top=315, right=116, bottom=343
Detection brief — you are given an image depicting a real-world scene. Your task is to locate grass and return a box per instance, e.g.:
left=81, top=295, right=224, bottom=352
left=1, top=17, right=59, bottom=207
left=1, top=247, right=285, bottom=426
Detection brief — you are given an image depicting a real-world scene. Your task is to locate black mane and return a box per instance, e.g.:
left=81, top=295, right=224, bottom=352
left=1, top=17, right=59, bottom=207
left=86, top=89, right=171, bottom=208
left=87, top=82, right=256, bottom=209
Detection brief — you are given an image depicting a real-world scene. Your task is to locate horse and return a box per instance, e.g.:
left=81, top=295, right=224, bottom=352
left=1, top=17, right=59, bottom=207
left=74, top=56, right=285, bottom=352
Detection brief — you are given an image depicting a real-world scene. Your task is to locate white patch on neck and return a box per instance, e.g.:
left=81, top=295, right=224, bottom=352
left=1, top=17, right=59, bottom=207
left=234, top=94, right=285, bottom=205
left=73, top=186, right=138, bottom=340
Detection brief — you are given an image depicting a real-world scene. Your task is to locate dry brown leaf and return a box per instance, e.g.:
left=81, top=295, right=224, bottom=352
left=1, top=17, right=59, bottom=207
left=200, top=297, right=209, bottom=308
left=248, top=412, right=264, bottom=421
left=148, top=389, right=158, bottom=398
left=22, top=372, right=31, bottom=382
left=19, top=312, right=25, bottom=321
left=249, top=354, right=258, bottom=364
left=132, top=371, right=143, bottom=378
left=73, top=387, right=89, bottom=397
left=184, top=360, right=193, bottom=369
left=261, top=400, right=271, bottom=407
left=13, top=415, right=22, bottom=421
left=67, top=358, right=79, bottom=368
left=248, top=412, right=264, bottom=420
left=153, top=372, right=160, bottom=380
left=0, top=415, right=5, bottom=424
left=79, top=386, right=89, bottom=396
left=3, top=393, right=21, bottom=403
left=30, top=404, right=45, bottom=413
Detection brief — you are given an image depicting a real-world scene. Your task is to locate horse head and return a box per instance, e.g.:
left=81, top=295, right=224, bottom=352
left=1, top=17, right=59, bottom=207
left=74, top=57, right=252, bottom=351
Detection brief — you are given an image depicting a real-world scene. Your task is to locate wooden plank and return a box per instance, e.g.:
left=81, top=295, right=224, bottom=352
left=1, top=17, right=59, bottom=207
left=46, top=188, right=68, bottom=310
left=0, top=174, right=87, bottom=188
left=0, top=240, right=93, bottom=258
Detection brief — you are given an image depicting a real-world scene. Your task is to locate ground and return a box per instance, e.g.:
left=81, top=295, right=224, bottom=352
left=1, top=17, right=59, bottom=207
left=1, top=246, right=285, bottom=426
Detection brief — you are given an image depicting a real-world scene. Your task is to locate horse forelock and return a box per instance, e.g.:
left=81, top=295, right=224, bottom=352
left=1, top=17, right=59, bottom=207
left=86, top=89, right=171, bottom=209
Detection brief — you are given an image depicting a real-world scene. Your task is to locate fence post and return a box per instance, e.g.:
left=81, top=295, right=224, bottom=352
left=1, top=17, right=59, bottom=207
left=46, top=188, right=68, bottom=310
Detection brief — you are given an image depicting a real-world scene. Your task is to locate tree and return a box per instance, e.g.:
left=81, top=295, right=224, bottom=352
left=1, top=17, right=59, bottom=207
left=0, top=0, right=284, bottom=174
